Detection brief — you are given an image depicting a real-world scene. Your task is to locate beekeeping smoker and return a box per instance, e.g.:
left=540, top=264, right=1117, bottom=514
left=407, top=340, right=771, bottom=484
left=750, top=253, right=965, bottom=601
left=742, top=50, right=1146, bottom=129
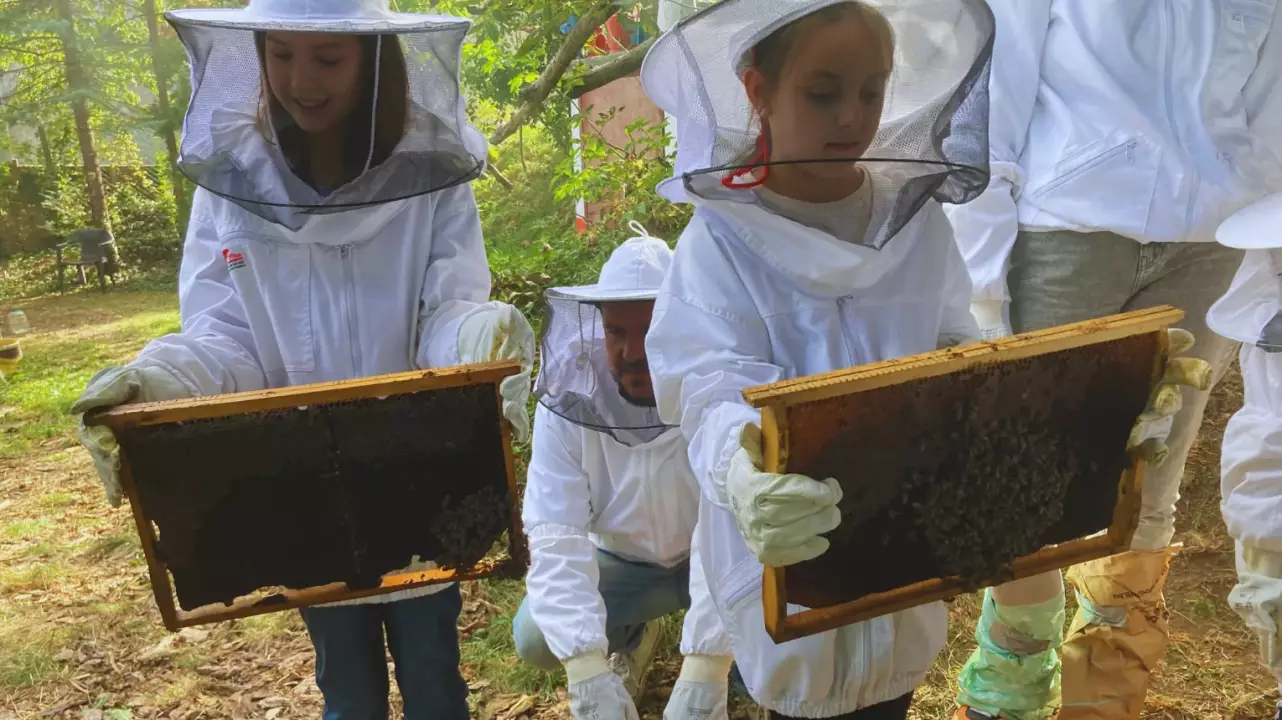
left=68, top=0, right=535, bottom=717
left=1210, top=191, right=1282, bottom=720
left=514, top=226, right=733, bottom=720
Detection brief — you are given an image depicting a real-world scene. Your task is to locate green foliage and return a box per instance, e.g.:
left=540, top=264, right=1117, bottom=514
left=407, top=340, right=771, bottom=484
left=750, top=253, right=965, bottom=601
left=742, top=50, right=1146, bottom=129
left=0, top=295, right=179, bottom=457
left=555, top=108, right=691, bottom=239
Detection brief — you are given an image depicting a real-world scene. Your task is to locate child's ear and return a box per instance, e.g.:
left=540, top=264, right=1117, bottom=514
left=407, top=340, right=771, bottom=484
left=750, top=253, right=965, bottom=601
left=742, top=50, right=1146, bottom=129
left=742, top=67, right=772, bottom=120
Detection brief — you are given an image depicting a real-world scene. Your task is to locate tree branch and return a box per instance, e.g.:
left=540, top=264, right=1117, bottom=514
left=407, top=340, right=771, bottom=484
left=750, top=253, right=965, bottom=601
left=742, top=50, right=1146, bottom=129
left=488, top=0, right=615, bottom=148
left=483, top=162, right=514, bottom=190
left=567, top=37, right=652, bottom=98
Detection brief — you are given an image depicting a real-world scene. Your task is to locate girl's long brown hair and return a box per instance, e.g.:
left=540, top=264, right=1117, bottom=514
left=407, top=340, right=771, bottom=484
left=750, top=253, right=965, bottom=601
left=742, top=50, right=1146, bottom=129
left=254, top=33, right=409, bottom=190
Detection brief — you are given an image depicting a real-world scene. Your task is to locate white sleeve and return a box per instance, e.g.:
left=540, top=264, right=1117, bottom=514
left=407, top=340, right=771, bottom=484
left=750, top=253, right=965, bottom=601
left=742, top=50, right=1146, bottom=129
left=521, top=405, right=608, bottom=661
left=679, top=509, right=733, bottom=657
left=414, top=183, right=496, bottom=369
left=1245, top=4, right=1282, bottom=159
left=646, top=220, right=784, bottom=508
left=944, top=0, right=1053, bottom=303
left=933, top=206, right=982, bottom=346
left=134, top=190, right=267, bottom=396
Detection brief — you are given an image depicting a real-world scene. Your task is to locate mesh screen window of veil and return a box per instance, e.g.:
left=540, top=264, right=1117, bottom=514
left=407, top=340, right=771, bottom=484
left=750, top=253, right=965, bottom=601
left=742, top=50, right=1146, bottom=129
left=742, top=306, right=1183, bottom=642
left=87, top=362, right=525, bottom=623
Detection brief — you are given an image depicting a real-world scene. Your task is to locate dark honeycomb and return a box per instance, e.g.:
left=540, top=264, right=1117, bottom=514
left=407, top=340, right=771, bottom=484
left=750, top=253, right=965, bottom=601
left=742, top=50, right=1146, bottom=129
left=116, top=384, right=513, bottom=610
left=784, top=335, right=1155, bottom=609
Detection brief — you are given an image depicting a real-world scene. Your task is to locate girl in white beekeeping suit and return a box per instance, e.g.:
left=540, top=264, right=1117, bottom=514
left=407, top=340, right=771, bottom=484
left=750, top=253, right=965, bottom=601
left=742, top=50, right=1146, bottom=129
left=1210, top=192, right=1282, bottom=720
left=68, top=1, right=535, bottom=718
left=640, top=1, right=995, bottom=716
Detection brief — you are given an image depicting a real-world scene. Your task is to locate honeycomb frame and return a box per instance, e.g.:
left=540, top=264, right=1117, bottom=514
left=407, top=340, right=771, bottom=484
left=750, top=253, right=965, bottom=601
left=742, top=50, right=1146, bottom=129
left=85, top=361, right=526, bottom=631
left=741, top=307, right=1183, bottom=643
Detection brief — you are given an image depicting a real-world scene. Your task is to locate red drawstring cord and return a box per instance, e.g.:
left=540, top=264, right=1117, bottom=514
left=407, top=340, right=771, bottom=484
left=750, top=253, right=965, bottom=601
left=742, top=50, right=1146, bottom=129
left=721, top=133, right=770, bottom=190
left=722, top=47, right=770, bottom=190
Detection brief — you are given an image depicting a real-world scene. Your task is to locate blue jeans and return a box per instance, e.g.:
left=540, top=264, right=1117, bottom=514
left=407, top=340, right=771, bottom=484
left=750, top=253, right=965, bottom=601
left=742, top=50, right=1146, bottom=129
left=299, top=585, right=468, bottom=720
left=513, top=549, right=690, bottom=669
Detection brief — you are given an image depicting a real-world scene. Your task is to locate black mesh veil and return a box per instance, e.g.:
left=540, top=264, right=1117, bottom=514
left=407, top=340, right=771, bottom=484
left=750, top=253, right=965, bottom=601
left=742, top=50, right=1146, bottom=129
left=642, top=0, right=994, bottom=249
left=535, top=292, right=672, bottom=447
left=166, top=4, right=486, bottom=229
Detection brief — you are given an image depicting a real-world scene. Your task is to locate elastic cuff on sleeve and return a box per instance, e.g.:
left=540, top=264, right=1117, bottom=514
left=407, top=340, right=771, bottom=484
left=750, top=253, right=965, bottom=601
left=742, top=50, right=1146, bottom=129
left=564, top=649, right=610, bottom=685
left=678, top=654, right=734, bottom=685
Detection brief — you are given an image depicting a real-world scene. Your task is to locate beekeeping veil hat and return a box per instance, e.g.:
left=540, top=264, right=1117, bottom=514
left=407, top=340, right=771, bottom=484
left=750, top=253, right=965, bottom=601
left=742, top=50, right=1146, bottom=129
left=536, top=223, right=674, bottom=447
left=1209, top=192, right=1282, bottom=352
left=642, top=0, right=993, bottom=250
left=165, top=0, right=486, bottom=229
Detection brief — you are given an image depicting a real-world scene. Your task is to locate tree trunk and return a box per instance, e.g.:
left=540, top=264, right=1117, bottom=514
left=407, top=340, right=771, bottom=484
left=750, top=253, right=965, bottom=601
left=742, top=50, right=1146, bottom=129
left=36, top=125, right=57, bottom=177
left=55, top=0, right=110, bottom=231
left=143, top=0, right=188, bottom=238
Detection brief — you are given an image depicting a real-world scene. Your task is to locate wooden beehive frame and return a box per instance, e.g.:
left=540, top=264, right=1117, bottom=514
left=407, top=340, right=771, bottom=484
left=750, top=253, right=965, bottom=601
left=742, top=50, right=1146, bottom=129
left=741, top=306, right=1184, bottom=643
left=86, top=360, right=527, bottom=631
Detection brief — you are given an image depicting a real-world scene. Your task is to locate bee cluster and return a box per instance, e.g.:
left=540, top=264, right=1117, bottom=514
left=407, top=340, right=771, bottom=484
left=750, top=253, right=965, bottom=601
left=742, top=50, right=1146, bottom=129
left=118, top=384, right=515, bottom=610
left=897, top=417, right=1082, bottom=592
left=430, top=485, right=512, bottom=570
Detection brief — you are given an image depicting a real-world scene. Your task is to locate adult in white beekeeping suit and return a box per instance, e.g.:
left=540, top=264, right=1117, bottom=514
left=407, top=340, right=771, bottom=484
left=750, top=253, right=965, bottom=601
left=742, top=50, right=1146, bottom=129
left=67, top=0, right=536, bottom=717
left=513, top=226, right=733, bottom=720
left=944, top=3, right=1282, bottom=718
left=1210, top=192, right=1282, bottom=720
left=641, top=1, right=993, bottom=716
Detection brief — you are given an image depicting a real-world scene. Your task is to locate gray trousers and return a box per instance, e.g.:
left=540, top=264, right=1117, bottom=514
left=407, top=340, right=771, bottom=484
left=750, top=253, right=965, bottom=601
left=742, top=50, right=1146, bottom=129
left=1007, top=230, right=1243, bottom=551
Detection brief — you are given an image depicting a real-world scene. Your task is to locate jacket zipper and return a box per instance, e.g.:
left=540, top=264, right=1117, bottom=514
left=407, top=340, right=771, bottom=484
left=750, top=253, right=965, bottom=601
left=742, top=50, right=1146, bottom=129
left=836, top=297, right=858, bottom=366
left=1159, top=3, right=1199, bottom=234
left=340, top=245, right=362, bottom=377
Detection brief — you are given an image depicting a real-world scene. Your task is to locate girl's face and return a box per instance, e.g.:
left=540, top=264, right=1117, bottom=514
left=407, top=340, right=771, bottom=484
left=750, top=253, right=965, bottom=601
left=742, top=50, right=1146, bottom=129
left=264, top=32, right=364, bottom=134
left=744, top=14, right=891, bottom=197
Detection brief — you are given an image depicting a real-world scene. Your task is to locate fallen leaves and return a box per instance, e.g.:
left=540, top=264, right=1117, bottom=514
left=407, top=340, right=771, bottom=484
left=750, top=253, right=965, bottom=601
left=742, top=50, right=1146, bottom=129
left=481, top=693, right=538, bottom=720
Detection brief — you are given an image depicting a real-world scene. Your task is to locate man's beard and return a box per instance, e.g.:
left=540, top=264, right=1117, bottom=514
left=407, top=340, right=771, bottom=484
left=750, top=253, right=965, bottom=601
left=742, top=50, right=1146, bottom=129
left=614, top=365, right=656, bottom=408
left=617, top=383, right=657, bottom=408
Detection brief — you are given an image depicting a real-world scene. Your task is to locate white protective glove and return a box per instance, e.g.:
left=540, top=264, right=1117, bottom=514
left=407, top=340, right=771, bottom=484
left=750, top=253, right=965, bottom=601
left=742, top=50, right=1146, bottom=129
left=727, top=423, right=843, bottom=567
left=70, top=364, right=192, bottom=507
left=457, top=303, right=535, bottom=444
left=1127, top=328, right=1213, bottom=466
left=971, top=298, right=1011, bottom=341
left=663, top=654, right=732, bottom=720
left=565, top=650, right=640, bottom=720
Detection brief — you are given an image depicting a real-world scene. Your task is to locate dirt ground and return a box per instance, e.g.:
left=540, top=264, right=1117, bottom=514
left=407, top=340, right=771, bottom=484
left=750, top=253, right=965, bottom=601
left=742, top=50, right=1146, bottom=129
left=0, top=293, right=1275, bottom=719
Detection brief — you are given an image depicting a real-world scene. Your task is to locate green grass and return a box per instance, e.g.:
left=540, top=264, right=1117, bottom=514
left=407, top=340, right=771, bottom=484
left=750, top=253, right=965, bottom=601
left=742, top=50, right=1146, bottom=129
left=460, top=579, right=564, bottom=701
left=3, top=518, right=52, bottom=540
left=37, top=492, right=77, bottom=508
left=80, top=533, right=140, bottom=562
left=0, top=562, right=69, bottom=594
left=0, top=608, right=80, bottom=691
left=0, top=305, right=179, bottom=457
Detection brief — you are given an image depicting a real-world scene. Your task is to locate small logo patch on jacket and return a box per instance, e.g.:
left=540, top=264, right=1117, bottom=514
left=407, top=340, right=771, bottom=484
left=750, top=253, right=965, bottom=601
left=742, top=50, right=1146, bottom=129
left=222, top=249, right=246, bottom=271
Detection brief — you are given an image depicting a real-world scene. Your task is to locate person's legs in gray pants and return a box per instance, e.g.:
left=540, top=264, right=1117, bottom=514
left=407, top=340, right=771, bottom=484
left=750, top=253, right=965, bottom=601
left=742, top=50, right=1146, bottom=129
left=956, top=230, right=1242, bottom=718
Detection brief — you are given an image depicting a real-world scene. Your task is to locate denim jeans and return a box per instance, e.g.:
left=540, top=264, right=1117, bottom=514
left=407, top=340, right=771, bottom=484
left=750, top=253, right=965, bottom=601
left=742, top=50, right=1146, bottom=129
left=299, top=585, right=469, bottom=720
left=1007, top=231, right=1242, bottom=551
left=513, top=548, right=691, bottom=668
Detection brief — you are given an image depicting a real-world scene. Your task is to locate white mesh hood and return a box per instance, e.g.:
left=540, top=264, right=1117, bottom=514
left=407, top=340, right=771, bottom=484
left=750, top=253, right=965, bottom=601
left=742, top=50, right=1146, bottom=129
left=535, top=232, right=675, bottom=447
left=642, top=0, right=994, bottom=249
left=166, top=0, right=486, bottom=229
